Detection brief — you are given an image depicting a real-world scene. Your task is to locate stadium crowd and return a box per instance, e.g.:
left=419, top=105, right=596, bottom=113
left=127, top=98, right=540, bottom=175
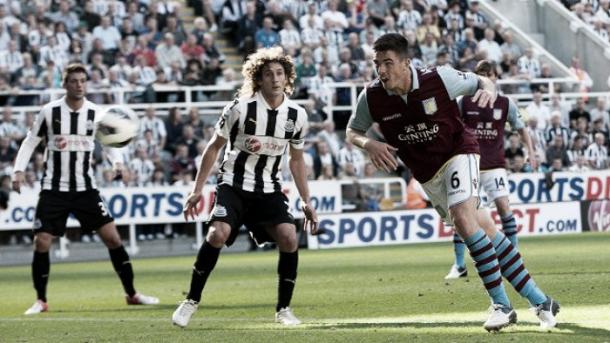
left=562, top=0, right=610, bottom=43
left=0, top=0, right=609, bottom=243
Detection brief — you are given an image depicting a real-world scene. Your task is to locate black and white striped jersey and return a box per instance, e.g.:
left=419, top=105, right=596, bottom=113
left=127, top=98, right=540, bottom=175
left=215, top=92, right=308, bottom=193
left=13, top=97, right=107, bottom=192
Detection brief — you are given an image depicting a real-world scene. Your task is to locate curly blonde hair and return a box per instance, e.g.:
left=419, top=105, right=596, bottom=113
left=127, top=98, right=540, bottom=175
left=238, top=47, right=296, bottom=98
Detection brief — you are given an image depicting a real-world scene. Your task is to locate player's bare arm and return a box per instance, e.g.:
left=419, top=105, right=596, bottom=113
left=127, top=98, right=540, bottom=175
left=518, top=127, right=538, bottom=170
left=472, top=76, right=497, bottom=108
left=289, top=146, right=319, bottom=234
left=183, top=133, right=227, bottom=221
left=346, top=128, right=398, bottom=172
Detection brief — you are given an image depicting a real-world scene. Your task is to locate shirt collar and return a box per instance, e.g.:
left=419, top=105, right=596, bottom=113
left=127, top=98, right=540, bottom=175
left=257, top=91, right=288, bottom=112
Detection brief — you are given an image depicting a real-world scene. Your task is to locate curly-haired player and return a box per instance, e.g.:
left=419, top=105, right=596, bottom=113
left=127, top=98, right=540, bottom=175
left=172, top=47, right=318, bottom=328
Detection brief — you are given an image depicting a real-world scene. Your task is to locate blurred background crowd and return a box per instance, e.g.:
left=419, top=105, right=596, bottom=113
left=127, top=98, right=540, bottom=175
left=0, top=0, right=609, bottom=243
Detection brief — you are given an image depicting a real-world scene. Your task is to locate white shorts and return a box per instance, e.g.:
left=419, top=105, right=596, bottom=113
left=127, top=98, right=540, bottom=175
left=422, top=154, right=480, bottom=225
left=480, top=168, right=510, bottom=207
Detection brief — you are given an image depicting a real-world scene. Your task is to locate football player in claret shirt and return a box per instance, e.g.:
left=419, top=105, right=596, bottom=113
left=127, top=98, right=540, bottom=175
left=172, top=47, right=318, bottom=328
left=346, top=33, right=558, bottom=331
left=447, top=60, right=537, bottom=279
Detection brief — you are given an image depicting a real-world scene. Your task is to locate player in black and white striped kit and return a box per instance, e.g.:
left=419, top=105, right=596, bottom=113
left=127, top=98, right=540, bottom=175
left=173, top=47, right=319, bottom=328
left=12, top=64, right=158, bottom=315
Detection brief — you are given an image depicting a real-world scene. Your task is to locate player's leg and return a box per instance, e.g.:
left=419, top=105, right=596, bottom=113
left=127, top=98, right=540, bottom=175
left=477, top=208, right=560, bottom=328
left=25, top=191, right=69, bottom=315
left=483, top=169, right=518, bottom=248
left=71, top=189, right=156, bottom=305
left=96, top=221, right=158, bottom=305
left=495, top=197, right=518, bottom=248
left=265, top=222, right=301, bottom=325
left=173, top=185, right=244, bottom=328
left=445, top=231, right=467, bottom=279
left=25, top=232, right=54, bottom=315
left=172, top=221, right=231, bottom=328
left=439, top=155, right=514, bottom=331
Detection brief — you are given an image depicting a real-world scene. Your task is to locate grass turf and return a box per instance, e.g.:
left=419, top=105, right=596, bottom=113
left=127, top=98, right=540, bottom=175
left=1, top=233, right=609, bottom=342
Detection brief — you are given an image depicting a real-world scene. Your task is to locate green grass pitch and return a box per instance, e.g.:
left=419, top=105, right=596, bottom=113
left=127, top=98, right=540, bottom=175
left=1, top=233, right=609, bottom=342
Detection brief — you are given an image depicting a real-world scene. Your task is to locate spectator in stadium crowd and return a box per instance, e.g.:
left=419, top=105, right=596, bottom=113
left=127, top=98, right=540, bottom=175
left=163, top=15, right=187, bottom=46
left=279, top=19, right=302, bottom=52
left=500, top=31, right=521, bottom=61
left=164, top=106, right=184, bottom=154
left=545, top=111, right=571, bottom=146
left=525, top=90, right=551, bottom=130
left=570, top=116, right=593, bottom=147
left=517, top=47, right=541, bottom=79
left=0, top=136, right=16, bottom=173
left=545, top=134, right=571, bottom=170
left=176, top=124, right=200, bottom=159
left=0, top=106, right=25, bottom=144
left=255, top=16, right=281, bottom=49
left=591, top=117, right=609, bottom=144
left=585, top=132, right=609, bottom=169
left=477, top=28, right=502, bottom=63
left=466, top=0, right=487, bottom=39
left=416, top=13, right=441, bottom=43
left=569, top=97, right=592, bottom=128
left=569, top=56, right=593, bottom=96
left=322, top=0, right=349, bottom=33
left=504, top=132, right=525, bottom=166
left=140, top=106, right=167, bottom=150
left=170, top=143, right=197, bottom=181
left=509, top=155, right=532, bottom=173
left=92, top=16, right=122, bottom=52
left=129, top=146, right=155, bottom=186
left=548, top=93, right=572, bottom=127
left=201, top=33, right=225, bottom=64
left=155, top=33, right=186, bottom=70
left=181, top=33, right=205, bottom=61
left=420, top=32, right=439, bottom=66
left=313, top=140, right=339, bottom=179
left=590, top=97, right=609, bottom=128
left=338, top=141, right=366, bottom=177
left=368, top=0, right=392, bottom=28
left=444, top=1, right=464, bottom=29
left=568, top=134, right=587, bottom=164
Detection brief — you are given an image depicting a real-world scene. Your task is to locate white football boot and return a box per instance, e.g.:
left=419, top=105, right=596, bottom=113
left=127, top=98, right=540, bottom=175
left=24, top=300, right=48, bottom=315
left=172, top=299, right=199, bottom=328
left=484, top=303, right=517, bottom=332
left=444, top=265, right=468, bottom=280
left=533, top=296, right=560, bottom=329
left=275, top=307, right=301, bottom=326
left=126, top=293, right=160, bottom=305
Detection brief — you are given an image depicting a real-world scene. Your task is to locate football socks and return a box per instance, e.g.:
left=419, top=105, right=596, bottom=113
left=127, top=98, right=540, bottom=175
left=501, top=213, right=519, bottom=248
left=187, top=240, right=221, bottom=302
left=453, top=233, right=466, bottom=268
left=32, top=251, right=50, bottom=302
left=492, top=231, right=547, bottom=306
left=464, top=229, right=511, bottom=307
left=109, top=246, right=136, bottom=297
left=277, top=250, right=298, bottom=312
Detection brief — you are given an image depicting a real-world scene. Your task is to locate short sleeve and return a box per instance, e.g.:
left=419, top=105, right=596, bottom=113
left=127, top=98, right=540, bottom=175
left=437, top=65, right=479, bottom=100
left=507, top=97, right=525, bottom=130
left=347, top=90, right=374, bottom=132
left=215, top=99, right=241, bottom=138
left=290, top=115, right=308, bottom=150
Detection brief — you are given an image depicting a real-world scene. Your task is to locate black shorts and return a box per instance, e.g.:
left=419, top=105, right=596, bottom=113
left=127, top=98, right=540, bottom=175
left=34, top=189, right=114, bottom=236
left=209, top=184, right=295, bottom=246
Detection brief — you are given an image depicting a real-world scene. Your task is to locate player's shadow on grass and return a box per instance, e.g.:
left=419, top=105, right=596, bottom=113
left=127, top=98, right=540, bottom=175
left=57, top=303, right=272, bottom=314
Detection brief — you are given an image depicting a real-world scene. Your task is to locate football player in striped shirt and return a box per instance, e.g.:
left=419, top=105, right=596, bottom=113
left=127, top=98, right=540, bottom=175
left=173, top=47, right=318, bottom=328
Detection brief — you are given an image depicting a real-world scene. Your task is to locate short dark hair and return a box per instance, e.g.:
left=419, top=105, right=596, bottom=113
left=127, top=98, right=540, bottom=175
left=373, top=33, right=409, bottom=60
left=62, top=63, right=89, bottom=84
left=474, top=60, right=497, bottom=77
